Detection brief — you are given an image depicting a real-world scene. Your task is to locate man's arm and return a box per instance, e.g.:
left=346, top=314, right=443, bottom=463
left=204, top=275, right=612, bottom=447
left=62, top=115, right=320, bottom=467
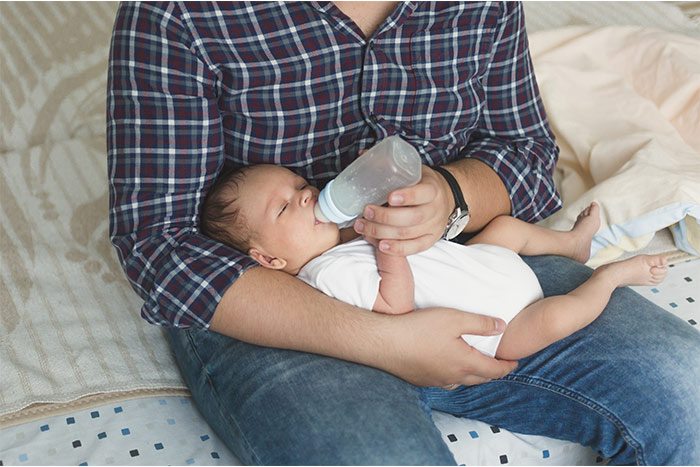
left=108, top=2, right=259, bottom=327
left=428, top=158, right=512, bottom=233
left=210, top=266, right=515, bottom=388
left=451, top=2, right=561, bottom=226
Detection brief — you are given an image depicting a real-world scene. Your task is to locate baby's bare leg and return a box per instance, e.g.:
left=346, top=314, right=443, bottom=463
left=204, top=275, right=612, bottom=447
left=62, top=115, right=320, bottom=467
left=495, top=254, right=668, bottom=360
left=467, top=203, right=600, bottom=263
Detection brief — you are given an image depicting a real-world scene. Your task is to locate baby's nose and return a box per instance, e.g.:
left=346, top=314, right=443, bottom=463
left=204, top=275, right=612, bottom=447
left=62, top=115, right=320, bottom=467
left=300, top=187, right=313, bottom=206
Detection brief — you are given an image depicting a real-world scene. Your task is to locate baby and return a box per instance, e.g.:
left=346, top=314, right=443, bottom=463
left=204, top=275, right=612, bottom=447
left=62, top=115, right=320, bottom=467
left=201, top=164, right=668, bottom=361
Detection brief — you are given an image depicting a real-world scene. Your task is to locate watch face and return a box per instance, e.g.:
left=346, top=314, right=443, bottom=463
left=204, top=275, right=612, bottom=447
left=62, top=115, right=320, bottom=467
left=445, top=212, right=470, bottom=240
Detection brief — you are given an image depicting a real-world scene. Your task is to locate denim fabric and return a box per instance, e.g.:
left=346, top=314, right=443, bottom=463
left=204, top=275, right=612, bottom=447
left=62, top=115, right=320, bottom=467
left=422, top=255, right=700, bottom=465
left=166, top=330, right=455, bottom=465
left=167, top=255, right=700, bottom=465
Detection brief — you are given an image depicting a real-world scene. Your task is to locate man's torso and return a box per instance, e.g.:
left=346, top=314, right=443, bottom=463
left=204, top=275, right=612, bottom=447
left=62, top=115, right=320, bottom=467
left=181, top=1, right=501, bottom=185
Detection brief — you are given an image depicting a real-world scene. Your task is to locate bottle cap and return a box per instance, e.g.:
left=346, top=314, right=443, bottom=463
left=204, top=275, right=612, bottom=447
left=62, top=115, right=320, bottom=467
left=315, top=179, right=356, bottom=224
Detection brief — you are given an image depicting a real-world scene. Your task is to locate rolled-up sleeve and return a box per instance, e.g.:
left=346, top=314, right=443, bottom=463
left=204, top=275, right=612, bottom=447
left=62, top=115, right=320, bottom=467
left=462, top=2, right=561, bottom=222
left=107, top=2, right=257, bottom=328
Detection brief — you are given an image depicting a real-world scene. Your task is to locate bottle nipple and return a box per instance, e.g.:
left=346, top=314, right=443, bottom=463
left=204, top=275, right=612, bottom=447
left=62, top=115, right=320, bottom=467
left=314, top=203, right=330, bottom=224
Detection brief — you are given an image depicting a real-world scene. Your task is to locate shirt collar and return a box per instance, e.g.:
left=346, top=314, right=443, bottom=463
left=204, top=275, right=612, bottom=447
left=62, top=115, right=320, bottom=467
left=308, top=1, right=417, bottom=42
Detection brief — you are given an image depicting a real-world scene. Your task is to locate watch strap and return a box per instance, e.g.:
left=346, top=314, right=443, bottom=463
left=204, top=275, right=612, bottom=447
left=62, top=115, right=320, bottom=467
left=432, top=165, right=468, bottom=211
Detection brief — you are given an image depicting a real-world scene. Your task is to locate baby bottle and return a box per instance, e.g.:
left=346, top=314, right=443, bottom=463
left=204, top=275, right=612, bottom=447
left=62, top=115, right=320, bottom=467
left=314, top=135, right=422, bottom=224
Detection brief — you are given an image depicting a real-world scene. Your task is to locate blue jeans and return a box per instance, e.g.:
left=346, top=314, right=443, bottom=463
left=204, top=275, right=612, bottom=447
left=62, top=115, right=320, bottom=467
left=166, top=255, right=700, bottom=465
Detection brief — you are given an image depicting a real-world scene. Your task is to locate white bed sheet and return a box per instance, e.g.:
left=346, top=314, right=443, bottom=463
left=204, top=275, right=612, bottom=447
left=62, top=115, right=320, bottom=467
left=2, top=258, right=697, bottom=466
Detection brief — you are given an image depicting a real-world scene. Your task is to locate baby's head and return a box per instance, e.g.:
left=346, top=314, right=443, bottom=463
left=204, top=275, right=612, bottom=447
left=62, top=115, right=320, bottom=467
left=201, top=164, right=341, bottom=275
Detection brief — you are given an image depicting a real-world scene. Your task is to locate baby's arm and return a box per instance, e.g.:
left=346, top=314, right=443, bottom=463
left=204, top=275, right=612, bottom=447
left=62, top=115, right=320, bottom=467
left=373, top=246, right=415, bottom=314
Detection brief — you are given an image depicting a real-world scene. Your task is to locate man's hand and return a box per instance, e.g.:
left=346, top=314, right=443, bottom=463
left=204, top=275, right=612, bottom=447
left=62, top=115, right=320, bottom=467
left=372, top=307, right=517, bottom=387
left=354, top=165, right=452, bottom=256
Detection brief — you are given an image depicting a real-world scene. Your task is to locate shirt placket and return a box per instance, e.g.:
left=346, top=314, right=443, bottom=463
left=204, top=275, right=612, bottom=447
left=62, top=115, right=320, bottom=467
left=310, top=2, right=416, bottom=139
left=362, top=3, right=416, bottom=138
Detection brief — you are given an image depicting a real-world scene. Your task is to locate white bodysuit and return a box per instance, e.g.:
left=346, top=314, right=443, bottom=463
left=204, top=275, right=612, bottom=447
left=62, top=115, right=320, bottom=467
left=298, top=238, right=544, bottom=357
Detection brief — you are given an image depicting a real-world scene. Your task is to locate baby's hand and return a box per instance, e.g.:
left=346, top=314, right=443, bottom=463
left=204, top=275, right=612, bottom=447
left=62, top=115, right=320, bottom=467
left=364, top=235, right=380, bottom=248
left=371, top=233, right=416, bottom=315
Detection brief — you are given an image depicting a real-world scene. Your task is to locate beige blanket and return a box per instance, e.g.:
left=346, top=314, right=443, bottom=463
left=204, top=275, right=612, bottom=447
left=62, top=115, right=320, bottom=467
left=530, top=26, right=700, bottom=267
left=0, top=2, right=187, bottom=428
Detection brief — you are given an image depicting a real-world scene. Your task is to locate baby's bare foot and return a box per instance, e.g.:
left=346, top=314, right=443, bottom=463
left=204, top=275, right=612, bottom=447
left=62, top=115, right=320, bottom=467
left=568, top=202, right=601, bottom=263
left=595, top=254, right=669, bottom=288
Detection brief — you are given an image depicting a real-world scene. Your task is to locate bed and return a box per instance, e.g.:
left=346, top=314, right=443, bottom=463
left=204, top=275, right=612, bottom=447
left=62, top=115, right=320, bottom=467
left=1, top=2, right=698, bottom=465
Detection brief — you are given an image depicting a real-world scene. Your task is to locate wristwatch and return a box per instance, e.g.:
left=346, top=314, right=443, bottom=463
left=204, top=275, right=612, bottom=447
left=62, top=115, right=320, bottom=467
left=432, top=165, right=470, bottom=240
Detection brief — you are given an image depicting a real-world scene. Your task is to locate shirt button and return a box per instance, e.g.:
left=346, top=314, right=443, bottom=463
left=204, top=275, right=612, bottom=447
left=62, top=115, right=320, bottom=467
left=368, top=40, right=374, bottom=50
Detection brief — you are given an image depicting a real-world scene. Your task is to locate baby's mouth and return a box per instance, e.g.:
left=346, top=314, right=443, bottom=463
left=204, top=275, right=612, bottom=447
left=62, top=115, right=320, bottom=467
left=312, top=198, right=322, bottom=225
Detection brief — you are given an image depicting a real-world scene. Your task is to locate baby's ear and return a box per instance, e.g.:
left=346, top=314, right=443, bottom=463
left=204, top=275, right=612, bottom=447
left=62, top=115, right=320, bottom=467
left=248, top=248, right=287, bottom=270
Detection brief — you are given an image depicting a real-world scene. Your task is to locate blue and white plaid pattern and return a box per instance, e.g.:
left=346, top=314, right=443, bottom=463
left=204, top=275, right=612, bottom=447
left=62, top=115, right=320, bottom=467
left=108, top=1, right=561, bottom=328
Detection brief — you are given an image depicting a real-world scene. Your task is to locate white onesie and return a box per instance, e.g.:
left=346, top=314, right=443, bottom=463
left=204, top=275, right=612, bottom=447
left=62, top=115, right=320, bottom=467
left=298, top=238, right=544, bottom=357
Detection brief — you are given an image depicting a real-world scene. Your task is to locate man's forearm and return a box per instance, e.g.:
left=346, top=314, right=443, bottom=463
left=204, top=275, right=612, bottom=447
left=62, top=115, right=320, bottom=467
left=209, top=266, right=384, bottom=367
left=444, top=158, right=511, bottom=231
left=208, top=262, right=517, bottom=388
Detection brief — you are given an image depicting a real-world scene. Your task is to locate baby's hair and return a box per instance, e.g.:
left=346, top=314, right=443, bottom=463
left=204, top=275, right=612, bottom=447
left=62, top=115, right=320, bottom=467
left=200, top=165, right=255, bottom=252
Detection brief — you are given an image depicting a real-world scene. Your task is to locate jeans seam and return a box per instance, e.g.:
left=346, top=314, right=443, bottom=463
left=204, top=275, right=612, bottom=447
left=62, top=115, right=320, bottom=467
left=502, top=374, right=646, bottom=465
left=184, top=331, right=263, bottom=465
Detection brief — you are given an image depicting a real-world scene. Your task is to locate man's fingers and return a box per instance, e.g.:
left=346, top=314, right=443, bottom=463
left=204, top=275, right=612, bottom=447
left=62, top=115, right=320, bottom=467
left=462, top=314, right=507, bottom=336
left=459, top=375, right=492, bottom=387
left=363, top=236, right=380, bottom=248
left=454, top=313, right=516, bottom=382
left=376, top=235, right=436, bottom=256
left=444, top=375, right=494, bottom=388
left=355, top=213, right=426, bottom=239
left=387, top=182, right=437, bottom=207
left=361, top=204, right=429, bottom=228
left=460, top=347, right=518, bottom=381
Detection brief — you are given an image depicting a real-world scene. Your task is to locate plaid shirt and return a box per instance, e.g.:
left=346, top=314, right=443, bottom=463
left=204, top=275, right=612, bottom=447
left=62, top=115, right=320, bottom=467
left=108, top=1, right=561, bottom=328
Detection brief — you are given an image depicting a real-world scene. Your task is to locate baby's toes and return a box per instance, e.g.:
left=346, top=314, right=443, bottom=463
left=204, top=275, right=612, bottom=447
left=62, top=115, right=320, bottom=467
left=650, top=266, right=668, bottom=282
left=650, top=275, right=664, bottom=284
left=587, top=202, right=599, bottom=216
left=648, top=254, right=668, bottom=268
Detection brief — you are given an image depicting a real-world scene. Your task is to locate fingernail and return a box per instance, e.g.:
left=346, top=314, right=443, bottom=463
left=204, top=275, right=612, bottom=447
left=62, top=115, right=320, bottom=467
left=390, top=194, right=404, bottom=205
left=379, top=242, right=390, bottom=252
left=495, top=319, right=506, bottom=333
left=364, top=207, right=375, bottom=220
left=354, top=220, right=364, bottom=233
